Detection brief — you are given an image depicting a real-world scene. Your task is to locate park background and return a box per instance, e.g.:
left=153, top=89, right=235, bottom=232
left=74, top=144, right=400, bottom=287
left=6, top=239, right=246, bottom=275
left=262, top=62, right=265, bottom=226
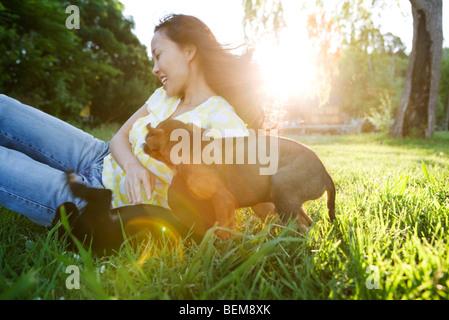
left=1, top=0, right=449, bottom=135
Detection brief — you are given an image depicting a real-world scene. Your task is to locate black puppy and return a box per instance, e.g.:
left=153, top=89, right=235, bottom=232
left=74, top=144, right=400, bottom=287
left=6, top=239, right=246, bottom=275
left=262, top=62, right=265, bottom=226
left=53, top=173, right=202, bottom=255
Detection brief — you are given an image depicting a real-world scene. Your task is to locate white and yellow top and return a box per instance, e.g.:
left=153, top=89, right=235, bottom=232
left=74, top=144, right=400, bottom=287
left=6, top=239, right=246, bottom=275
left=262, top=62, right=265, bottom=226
left=101, top=87, right=249, bottom=209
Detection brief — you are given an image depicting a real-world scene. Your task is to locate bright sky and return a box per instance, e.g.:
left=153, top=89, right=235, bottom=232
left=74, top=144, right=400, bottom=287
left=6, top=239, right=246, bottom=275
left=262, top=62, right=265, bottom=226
left=120, top=0, right=246, bottom=53
left=120, top=0, right=449, bottom=57
left=119, top=0, right=448, bottom=101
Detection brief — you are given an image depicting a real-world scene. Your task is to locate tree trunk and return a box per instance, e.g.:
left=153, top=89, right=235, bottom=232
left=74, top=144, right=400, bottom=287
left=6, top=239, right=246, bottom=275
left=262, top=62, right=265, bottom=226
left=391, top=0, right=443, bottom=138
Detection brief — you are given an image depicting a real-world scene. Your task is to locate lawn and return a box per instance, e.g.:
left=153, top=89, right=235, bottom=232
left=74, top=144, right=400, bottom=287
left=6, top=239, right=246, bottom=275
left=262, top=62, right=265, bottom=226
left=1, top=126, right=448, bottom=300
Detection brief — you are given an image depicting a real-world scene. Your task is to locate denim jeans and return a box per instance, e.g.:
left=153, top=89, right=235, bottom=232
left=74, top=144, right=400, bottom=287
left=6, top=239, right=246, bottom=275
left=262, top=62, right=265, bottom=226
left=0, top=94, right=110, bottom=227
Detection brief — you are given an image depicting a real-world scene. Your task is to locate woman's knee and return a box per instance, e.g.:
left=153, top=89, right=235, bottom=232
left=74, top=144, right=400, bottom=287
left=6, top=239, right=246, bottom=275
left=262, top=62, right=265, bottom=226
left=0, top=94, right=28, bottom=130
left=0, top=94, right=13, bottom=122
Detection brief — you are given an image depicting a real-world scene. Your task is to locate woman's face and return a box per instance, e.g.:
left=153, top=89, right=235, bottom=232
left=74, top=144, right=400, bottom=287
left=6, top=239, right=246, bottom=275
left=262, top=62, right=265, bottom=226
left=151, top=30, right=192, bottom=98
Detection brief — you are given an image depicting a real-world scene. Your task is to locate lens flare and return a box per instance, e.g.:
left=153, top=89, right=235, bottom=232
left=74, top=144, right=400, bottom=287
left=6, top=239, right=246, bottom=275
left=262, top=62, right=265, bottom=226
left=124, top=217, right=184, bottom=264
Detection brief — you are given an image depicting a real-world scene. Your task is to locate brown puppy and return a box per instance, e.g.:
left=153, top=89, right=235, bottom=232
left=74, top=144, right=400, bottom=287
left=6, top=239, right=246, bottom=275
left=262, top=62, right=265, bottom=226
left=144, top=119, right=336, bottom=237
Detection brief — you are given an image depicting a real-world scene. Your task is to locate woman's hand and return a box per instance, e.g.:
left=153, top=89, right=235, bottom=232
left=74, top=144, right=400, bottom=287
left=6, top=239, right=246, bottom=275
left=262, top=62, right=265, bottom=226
left=124, top=163, right=156, bottom=205
left=109, top=103, right=155, bottom=205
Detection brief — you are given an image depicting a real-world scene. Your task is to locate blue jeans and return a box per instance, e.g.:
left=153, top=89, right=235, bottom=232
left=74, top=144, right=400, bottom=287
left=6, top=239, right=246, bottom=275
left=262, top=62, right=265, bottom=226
left=0, top=94, right=110, bottom=227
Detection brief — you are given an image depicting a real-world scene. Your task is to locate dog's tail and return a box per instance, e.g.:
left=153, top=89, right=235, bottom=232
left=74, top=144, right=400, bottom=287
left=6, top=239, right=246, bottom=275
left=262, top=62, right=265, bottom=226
left=66, top=172, right=112, bottom=206
left=326, top=173, right=336, bottom=222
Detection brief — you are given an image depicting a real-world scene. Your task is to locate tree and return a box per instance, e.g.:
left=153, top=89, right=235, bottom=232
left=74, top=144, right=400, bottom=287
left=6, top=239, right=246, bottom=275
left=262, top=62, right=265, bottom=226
left=242, top=0, right=285, bottom=41
left=0, top=0, right=158, bottom=124
left=334, top=37, right=407, bottom=121
left=0, top=0, right=81, bottom=116
left=242, top=0, right=445, bottom=138
left=391, top=0, right=443, bottom=138
left=242, top=0, right=407, bottom=124
left=73, top=0, right=159, bottom=124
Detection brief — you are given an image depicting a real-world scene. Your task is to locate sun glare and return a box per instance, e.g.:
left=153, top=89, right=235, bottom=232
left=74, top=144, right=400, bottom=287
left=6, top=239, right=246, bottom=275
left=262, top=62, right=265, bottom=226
left=253, top=21, right=318, bottom=101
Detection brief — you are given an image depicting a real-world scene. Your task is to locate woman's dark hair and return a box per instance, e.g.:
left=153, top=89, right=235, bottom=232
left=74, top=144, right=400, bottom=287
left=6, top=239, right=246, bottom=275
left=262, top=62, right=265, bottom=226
left=154, top=14, right=265, bottom=129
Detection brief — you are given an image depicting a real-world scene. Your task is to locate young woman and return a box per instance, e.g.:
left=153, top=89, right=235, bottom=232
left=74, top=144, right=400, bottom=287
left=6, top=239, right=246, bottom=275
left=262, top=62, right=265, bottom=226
left=0, top=14, right=267, bottom=229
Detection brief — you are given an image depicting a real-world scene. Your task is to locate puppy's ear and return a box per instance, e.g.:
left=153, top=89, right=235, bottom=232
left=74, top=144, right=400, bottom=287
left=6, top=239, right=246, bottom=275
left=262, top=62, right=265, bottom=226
left=147, top=123, right=165, bottom=136
left=146, top=123, right=155, bottom=132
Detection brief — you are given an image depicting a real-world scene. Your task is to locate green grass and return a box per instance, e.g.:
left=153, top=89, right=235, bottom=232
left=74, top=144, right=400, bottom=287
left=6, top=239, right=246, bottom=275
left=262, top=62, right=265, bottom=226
left=1, top=126, right=449, bottom=300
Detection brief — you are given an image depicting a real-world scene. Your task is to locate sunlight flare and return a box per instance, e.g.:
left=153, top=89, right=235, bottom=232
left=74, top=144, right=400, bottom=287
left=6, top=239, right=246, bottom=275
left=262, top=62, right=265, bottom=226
left=253, top=20, right=318, bottom=101
left=123, top=217, right=184, bottom=264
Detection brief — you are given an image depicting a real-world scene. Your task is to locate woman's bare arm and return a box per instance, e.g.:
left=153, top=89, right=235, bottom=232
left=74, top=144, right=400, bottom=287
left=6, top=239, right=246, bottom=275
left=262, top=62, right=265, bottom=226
left=109, top=104, right=155, bottom=204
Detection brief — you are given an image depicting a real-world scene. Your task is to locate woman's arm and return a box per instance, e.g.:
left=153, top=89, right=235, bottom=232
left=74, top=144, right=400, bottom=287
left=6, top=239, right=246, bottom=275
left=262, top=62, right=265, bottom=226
left=109, top=103, right=155, bottom=204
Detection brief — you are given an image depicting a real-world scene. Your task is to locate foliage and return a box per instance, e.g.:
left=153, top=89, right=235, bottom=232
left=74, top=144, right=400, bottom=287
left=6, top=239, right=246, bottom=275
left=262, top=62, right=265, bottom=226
left=438, top=48, right=449, bottom=129
left=242, top=0, right=410, bottom=123
left=1, top=128, right=449, bottom=300
left=242, top=0, right=285, bottom=42
left=318, top=0, right=409, bottom=124
left=365, top=90, right=395, bottom=133
left=0, top=0, right=159, bottom=124
left=333, top=40, right=408, bottom=122
left=330, top=0, right=401, bottom=52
